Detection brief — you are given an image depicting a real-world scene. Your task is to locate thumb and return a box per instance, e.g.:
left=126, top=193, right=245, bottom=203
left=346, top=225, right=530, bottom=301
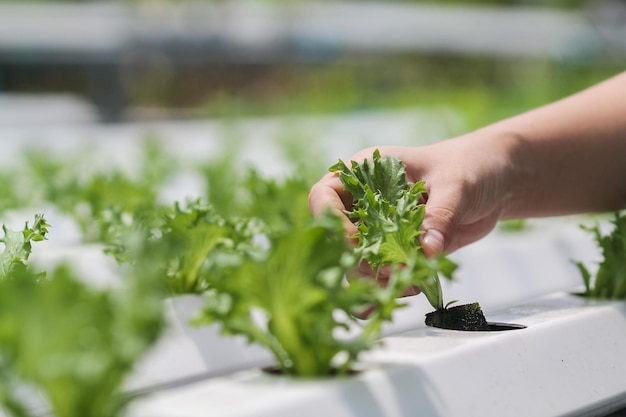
left=420, top=228, right=446, bottom=258
left=419, top=191, right=461, bottom=257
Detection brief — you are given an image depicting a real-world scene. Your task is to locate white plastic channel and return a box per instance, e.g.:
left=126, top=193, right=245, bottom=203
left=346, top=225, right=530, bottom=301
left=128, top=293, right=626, bottom=417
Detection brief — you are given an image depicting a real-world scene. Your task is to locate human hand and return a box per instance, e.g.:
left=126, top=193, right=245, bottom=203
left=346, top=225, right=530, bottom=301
left=309, top=133, right=517, bottom=259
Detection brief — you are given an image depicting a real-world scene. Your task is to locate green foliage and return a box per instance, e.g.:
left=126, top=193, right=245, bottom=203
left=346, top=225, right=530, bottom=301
left=0, top=215, right=50, bottom=280
left=498, top=219, right=528, bottom=232
left=0, top=266, right=164, bottom=417
left=240, top=170, right=313, bottom=235
left=329, top=149, right=457, bottom=310
left=194, top=123, right=319, bottom=229
left=158, top=201, right=267, bottom=295
left=189, top=58, right=620, bottom=135
left=575, top=212, right=626, bottom=299
left=196, top=127, right=247, bottom=217
left=11, top=139, right=175, bottom=244
left=108, top=199, right=265, bottom=295
left=0, top=216, right=165, bottom=417
left=160, top=201, right=229, bottom=294
left=195, top=213, right=424, bottom=377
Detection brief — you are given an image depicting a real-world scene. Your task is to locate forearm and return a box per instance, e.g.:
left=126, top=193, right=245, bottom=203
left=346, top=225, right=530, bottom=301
left=487, top=71, right=626, bottom=218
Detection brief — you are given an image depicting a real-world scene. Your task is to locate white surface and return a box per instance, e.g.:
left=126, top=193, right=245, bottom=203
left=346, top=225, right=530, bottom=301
left=0, top=94, right=98, bottom=126
left=3, top=205, right=84, bottom=246
left=0, top=2, right=129, bottom=53
left=382, top=215, right=600, bottom=336
left=0, top=108, right=463, bottom=176
left=126, top=295, right=274, bottom=392
left=290, top=2, right=590, bottom=58
left=128, top=293, right=626, bottom=417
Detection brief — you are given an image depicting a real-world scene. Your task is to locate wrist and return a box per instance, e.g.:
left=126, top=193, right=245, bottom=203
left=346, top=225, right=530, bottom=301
left=471, top=125, right=532, bottom=220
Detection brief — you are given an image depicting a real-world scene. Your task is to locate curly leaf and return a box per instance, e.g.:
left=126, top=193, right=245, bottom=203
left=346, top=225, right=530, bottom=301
left=330, top=150, right=456, bottom=310
left=577, top=212, right=626, bottom=299
left=0, top=215, right=50, bottom=280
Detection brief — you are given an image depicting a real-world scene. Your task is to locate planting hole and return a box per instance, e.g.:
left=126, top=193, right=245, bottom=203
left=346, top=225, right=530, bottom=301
left=487, top=322, right=526, bottom=331
left=261, top=366, right=362, bottom=378
left=425, top=303, right=527, bottom=331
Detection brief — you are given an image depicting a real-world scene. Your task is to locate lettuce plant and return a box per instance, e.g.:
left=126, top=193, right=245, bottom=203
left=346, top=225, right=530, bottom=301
left=194, top=213, right=425, bottom=377
left=0, top=218, right=165, bottom=417
left=575, top=212, right=626, bottom=299
left=107, top=199, right=266, bottom=296
left=329, top=149, right=457, bottom=310
left=15, top=140, right=174, bottom=244
left=0, top=214, right=50, bottom=280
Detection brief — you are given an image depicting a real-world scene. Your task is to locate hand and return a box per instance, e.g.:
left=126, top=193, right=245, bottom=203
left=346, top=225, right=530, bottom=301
left=308, top=132, right=518, bottom=257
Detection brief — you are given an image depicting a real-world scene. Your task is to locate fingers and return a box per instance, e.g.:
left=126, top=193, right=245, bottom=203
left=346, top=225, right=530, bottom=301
left=308, top=146, right=411, bottom=218
left=354, top=262, right=421, bottom=297
left=309, top=145, right=463, bottom=252
left=401, top=284, right=421, bottom=297
left=420, top=184, right=501, bottom=255
left=308, top=172, right=347, bottom=215
left=349, top=260, right=421, bottom=320
left=420, top=229, right=446, bottom=258
left=308, top=172, right=357, bottom=236
left=420, top=188, right=462, bottom=257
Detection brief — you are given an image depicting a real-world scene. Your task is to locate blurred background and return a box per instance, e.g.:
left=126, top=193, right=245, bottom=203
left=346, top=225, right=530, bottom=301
left=0, top=4, right=624, bottom=408
left=0, top=0, right=624, bottom=128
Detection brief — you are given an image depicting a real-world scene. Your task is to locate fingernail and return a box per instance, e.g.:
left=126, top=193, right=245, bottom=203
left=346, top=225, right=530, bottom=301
left=421, top=229, right=444, bottom=255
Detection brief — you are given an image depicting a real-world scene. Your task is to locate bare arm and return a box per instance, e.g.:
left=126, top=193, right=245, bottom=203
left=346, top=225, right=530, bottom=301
left=495, top=71, right=626, bottom=218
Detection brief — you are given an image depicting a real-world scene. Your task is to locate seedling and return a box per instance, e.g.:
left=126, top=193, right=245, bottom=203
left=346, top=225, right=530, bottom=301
left=194, top=213, right=428, bottom=377
left=329, top=149, right=456, bottom=310
left=575, top=212, right=626, bottom=299
left=329, top=150, right=503, bottom=331
left=107, top=199, right=265, bottom=295
left=0, top=217, right=165, bottom=417
left=0, top=214, right=50, bottom=280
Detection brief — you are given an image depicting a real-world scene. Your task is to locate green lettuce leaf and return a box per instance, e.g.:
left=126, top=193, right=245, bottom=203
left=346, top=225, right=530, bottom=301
left=0, top=215, right=50, bottom=280
left=196, top=214, right=357, bottom=376
left=576, top=212, right=626, bottom=299
left=0, top=263, right=164, bottom=417
left=329, top=149, right=456, bottom=309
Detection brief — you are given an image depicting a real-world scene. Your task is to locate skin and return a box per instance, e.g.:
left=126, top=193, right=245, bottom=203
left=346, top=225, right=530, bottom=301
left=309, top=71, right=626, bottom=287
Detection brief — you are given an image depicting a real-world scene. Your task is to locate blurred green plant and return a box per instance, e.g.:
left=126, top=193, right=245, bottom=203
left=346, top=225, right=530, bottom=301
left=0, top=266, right=165, bottom=417
left=575, top=212, right=626, bottom=299
left=106, top=199, right=266, bottom=295
left=0, top=214, right=49, bottom=279
left=194, top=212, right=427, bottom=377
left=2, top=139, right=176, bottom=244
left=0, top=217, right=165, bottom=417
left=498, top=219, right=528, bottom=232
